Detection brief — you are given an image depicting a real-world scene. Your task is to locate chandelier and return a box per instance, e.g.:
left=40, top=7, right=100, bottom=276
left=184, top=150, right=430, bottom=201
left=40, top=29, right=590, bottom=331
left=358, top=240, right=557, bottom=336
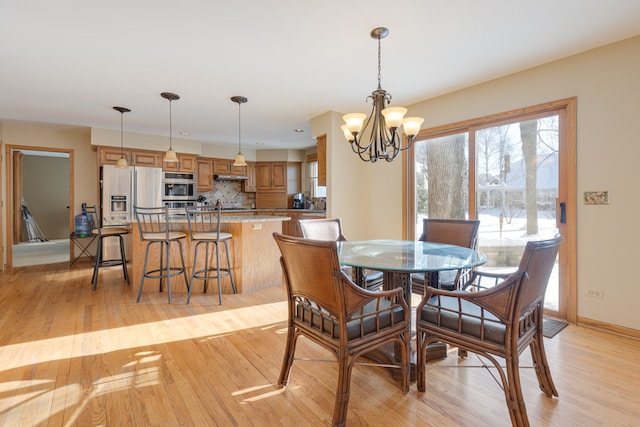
left=342, top=27, right=424, bottom=163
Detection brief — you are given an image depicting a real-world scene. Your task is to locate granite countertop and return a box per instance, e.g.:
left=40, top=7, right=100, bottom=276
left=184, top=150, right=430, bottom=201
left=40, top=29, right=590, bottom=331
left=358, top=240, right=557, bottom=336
left=222, top=208, right=326, bottom=214
left=163, top=214, right=292, bottom=224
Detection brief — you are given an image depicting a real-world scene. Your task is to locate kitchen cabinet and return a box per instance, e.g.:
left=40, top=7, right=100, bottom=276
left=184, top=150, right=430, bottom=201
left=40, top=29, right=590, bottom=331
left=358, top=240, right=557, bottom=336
left=97, top=146, right=161, bottom=167
left=256, top=162, right=286, bottom=192
left=243, top=162, right=256, bottom=192
left=163, top=154, right=197, bottom=172
left=131, top=150, right=162, bottom=167
left=317, top=134, right=326, bottom=186
left=213, top=159, right=247, bottom=176
left=197, top=159, right=214, bottom=191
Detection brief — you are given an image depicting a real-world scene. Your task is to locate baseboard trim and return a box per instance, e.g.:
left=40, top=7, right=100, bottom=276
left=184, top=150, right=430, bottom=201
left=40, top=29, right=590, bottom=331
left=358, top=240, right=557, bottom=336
left=577, top=316, right=640, bottom=340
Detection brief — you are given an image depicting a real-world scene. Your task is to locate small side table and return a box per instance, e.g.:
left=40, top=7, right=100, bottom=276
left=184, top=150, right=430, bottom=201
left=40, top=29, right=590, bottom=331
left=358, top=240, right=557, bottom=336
left=70, top=231, right=97, bottom=265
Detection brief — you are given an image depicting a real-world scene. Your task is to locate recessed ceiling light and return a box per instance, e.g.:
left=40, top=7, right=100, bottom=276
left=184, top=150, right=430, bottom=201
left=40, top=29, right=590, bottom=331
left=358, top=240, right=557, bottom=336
left=180, top=131, right=190, bottom=136
left=294, top=128, right=304, bottom=133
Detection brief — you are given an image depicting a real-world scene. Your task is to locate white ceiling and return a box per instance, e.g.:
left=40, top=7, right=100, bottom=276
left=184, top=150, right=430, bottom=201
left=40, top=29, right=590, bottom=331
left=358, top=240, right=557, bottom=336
left=2, top=0, right=640, bottom=150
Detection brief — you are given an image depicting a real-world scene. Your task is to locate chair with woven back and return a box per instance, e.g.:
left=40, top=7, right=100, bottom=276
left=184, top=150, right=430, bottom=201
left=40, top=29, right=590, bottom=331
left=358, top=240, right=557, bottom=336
left=298, top=218, right=384, bottom=291
left=411, top=218, right=480, bottom=295
left=416, top=234, right=562, bottom=427
left=273, top=232, right=410, bottom=427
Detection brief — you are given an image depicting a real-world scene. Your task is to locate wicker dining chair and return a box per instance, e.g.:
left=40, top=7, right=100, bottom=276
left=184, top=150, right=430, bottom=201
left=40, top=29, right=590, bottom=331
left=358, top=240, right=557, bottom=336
left=298, top=218, right=384, bottom=291
left=411, top=218, right=480, bottom=295
left=273, top=232, right=410, bottom=427
left=416, top=234, right=562, bottom=427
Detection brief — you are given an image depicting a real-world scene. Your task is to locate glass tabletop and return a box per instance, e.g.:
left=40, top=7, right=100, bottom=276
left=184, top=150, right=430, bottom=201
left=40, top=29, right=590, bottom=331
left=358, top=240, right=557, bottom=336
left=338, top=239, right=487, bottom=273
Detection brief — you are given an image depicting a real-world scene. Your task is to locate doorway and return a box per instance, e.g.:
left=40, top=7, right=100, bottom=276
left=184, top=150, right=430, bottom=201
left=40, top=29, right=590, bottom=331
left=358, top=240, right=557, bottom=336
left=7, top=146, right=73, bottom=267
left=406, top=98, right=577, bottom=322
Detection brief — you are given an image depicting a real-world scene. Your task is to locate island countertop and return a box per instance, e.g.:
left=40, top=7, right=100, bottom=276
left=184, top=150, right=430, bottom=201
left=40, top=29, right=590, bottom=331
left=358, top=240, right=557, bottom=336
left=162, top=214, right=291, bottom=224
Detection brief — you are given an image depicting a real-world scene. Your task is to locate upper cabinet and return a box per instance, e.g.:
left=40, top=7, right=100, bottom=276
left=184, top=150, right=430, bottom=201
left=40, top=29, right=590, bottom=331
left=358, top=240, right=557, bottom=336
left=213, top=159, right=247, bottom=176
left=256, top=162, right=287, bottom=192
left=97, top=146, right=161, bottom=168
left=163, top=154, right=197, bottom=172
left=243, top=162, right=256, bottom=193
left=197, top=158, right=214, bottom=191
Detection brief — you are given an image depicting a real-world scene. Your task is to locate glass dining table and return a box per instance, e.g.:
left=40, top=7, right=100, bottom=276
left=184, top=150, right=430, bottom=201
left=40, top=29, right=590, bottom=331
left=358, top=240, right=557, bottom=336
left=338, top=239, right=488, bottom=300
left=337, top=239, right=488, bottom=374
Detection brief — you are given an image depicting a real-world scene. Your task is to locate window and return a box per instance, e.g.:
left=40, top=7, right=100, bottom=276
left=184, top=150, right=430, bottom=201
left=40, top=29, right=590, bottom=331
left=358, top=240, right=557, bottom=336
left=308, top=161, right=326, bottom=198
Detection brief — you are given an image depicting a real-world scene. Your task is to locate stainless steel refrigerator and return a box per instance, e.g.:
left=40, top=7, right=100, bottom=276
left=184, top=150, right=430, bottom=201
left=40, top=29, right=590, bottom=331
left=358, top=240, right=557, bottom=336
left=101, top=164, right=163, bottom=259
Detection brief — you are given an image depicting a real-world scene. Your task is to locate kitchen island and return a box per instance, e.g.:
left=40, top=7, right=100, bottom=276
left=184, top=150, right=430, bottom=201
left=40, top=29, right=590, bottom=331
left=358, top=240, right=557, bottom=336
left=129, top=214, right=290, bottom=296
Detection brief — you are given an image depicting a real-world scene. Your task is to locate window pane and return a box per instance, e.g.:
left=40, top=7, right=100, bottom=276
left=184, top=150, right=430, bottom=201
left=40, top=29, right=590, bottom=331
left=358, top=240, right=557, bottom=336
left=413, top=132, right=469, bottom=238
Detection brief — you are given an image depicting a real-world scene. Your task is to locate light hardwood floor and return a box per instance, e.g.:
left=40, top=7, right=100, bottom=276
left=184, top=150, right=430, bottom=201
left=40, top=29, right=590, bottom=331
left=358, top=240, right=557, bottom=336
left=0, top=260, right=639, bottom=426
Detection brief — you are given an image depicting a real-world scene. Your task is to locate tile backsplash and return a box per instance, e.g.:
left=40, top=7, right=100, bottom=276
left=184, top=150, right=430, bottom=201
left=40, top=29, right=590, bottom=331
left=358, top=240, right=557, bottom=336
left=198, top=181, right=256, bottom=209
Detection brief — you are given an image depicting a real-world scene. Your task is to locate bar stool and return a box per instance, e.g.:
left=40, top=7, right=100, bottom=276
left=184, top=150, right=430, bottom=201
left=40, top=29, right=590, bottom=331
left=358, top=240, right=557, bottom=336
left=186, top=204, right=237, bottom=305
left=85, top=205, right=130, bottom=290
left=134, top=205, right=189, bottom=304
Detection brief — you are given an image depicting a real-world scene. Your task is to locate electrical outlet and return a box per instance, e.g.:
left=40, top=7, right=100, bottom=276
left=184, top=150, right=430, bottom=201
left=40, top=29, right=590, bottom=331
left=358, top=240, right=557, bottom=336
left=586, top=289, right=604, bottom=298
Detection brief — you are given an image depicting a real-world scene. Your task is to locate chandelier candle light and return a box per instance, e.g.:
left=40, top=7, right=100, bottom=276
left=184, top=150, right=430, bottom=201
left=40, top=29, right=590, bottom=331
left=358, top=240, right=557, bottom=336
left=231, top=95, right=248, bottom=167
left=342, top=27, right=424, bottom=163
left=113, top=106, right=131, bottom=168
left=161, top=92, right=180, bottom=162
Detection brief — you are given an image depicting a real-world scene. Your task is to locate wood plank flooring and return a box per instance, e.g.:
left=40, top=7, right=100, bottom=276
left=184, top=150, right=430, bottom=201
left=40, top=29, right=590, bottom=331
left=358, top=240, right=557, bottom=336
left=0, top=260, right=639, bottom=426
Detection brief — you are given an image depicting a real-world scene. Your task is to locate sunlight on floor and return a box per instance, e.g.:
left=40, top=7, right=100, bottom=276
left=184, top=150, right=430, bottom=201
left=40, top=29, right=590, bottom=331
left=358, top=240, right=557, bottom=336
left=0, top=301, right=288, bottom=372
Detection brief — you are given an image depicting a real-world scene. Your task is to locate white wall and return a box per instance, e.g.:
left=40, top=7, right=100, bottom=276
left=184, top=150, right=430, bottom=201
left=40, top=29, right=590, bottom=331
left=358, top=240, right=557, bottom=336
left=314, top=35, right=640, bottom=330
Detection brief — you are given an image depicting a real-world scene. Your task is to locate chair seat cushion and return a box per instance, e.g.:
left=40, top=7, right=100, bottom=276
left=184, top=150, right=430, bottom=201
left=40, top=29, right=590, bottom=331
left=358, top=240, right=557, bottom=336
left=92, top=227, right=129, bottom=236
left=141, top=231, right=186, bottom=241
left=296, top=299, right=405, bottom=341
left=411, top=271, right=457, bottom=290
left=420, top=295, right=506, bottom=345
left=192, top=231, right=233, bottom=241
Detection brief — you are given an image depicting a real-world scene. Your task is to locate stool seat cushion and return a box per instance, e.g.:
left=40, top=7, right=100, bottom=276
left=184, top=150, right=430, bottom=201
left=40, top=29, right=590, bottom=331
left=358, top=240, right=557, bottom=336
left=92, top=227, right=130, bottom=236
left=141, top=231, right=187, bottom=241
left=191, top=231, right=233, bottom=241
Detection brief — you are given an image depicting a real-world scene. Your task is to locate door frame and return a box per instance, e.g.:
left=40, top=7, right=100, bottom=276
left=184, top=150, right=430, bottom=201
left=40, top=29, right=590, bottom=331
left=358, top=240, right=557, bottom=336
left=4, top=144, right=74, bottom=268
left=403, top=97, right=577, bottom=323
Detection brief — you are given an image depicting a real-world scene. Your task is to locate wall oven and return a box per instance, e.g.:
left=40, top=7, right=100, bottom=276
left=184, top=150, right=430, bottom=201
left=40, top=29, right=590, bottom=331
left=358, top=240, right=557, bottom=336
left=162, top=171, right=197, bottom=200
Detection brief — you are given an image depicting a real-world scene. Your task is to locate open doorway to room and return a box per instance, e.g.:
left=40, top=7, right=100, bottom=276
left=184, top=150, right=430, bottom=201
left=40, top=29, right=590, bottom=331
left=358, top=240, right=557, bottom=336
left=8, top=146, right=72, bottom=267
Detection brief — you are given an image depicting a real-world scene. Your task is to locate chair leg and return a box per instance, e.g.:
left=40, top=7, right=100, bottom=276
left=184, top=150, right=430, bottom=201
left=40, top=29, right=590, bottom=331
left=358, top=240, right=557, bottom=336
left=92, top=236, right=102, bottom=290
left=504, top=354, right=530, bottom=427
left=416, top=331, right=427, bottom=392
left=223, top=241, right=237, bottom=294
left=178, top=239, right=189, bottom=294
left=187, top=241, right=200, bottom=305
left=215, top=243, right=223, bottom=305
left=119, top=234, right=130, bottom=285
left=332, top=353, right=355, bottom=427
left=165, top=241, right=172, bottom=304
left=158, top=241, right=164, bottom=293
left=203, top=243, right=210, bottom=294
left=136, top=241, right=153, bottom=303
left=277, top=327, right=298, bottom=387
left=530, top=334, right=558, bottom=397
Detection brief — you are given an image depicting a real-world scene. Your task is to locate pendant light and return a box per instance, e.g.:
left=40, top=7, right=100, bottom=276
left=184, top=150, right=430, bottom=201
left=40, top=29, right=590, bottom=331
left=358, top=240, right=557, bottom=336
left=231, top=96, right=248, bottom=167
left=161, top=92, right=179, bottom=162
left=113, top=106, right=131, bottom=168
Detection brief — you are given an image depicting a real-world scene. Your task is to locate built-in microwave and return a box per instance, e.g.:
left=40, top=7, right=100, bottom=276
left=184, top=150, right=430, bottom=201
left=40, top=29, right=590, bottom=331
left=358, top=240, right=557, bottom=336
left=162, top=171, right=197, bottom=200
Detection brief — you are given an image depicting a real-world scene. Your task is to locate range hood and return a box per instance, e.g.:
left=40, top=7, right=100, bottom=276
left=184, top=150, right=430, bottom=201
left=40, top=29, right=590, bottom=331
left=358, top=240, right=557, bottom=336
left=214, top=174, right=248, bottom=181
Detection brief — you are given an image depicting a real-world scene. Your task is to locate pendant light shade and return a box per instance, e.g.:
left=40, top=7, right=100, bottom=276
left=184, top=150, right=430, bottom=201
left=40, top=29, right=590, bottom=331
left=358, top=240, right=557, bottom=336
left=231, top=96, right=248, bottom=167
left=161, top=92, right=180, bottom=162
left=113, top=106, right=131, bottom=168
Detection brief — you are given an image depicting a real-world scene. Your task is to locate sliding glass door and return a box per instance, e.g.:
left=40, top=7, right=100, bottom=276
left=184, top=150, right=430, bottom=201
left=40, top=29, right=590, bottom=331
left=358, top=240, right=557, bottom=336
left=406, top=99, right=576, bottom=320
